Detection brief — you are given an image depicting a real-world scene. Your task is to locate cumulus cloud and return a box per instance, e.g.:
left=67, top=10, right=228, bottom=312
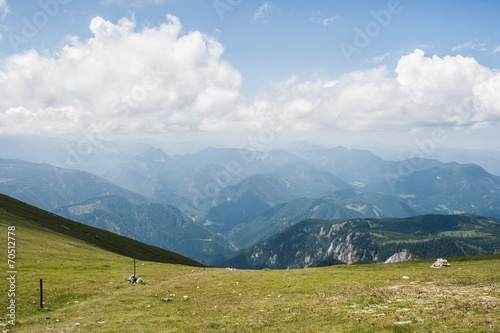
left=0, top=13, right=498, bottom=138
left=0, top=14, right=242, bottom=135
left=214, top=49, right=499, bottom=133
left=494, top=46, right=500, bottom=53
left=204, top=45, right=496, bottom=132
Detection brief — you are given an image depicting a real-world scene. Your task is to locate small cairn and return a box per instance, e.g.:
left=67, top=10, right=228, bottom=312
left=430, top=258, right=451, bottom=268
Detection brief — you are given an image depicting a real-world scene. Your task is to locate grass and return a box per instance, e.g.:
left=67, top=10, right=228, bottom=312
left=0, top=196, right=499, bottom=332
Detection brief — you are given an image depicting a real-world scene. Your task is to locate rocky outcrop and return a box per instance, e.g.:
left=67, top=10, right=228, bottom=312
left=384, top=250, right=417, bottom=264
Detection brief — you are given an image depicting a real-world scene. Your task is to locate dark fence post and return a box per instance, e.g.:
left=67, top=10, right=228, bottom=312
left=40, top=279, right=43, bottom=309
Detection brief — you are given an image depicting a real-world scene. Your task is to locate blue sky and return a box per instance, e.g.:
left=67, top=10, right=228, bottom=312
left=0, top=0, right=499, bottom=150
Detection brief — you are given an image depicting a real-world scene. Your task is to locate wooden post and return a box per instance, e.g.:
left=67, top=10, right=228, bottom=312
left=40, top=279, right=43, bottom=309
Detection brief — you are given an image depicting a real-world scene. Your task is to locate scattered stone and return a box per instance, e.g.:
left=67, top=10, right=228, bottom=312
left=430, top=258, right=451, bottom=268
left=161, top=297, right=173, bottom=302
left=75, top=322, right=80, bottom=326
left=128, top=275, right=144, bottom=283
left=183, top=295, right=189, bottom=301
left=402, top=276, right=410, bottom=280
left=45, top=316, right=50, bottom=320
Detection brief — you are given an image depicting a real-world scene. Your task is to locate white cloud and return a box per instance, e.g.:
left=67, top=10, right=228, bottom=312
left=0, top=14, right=242, bottom=135
left=253, top=2, right=273, bottom=21
left=321, top=15, right=340, bottom=26
left=366, top=52, right=391, bottom=64
left=452, top=40, right=487, bottom=53
left=1, top=15, right=499, bottom=139
left=213, top=49, right=500, bottom=133
left=494, top=46, right=500, bottom=53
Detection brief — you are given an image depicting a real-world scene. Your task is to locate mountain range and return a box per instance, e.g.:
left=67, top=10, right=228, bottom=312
left=0, top=136, right=499, bottom=266
left=223, top=214, right=500, bottom=269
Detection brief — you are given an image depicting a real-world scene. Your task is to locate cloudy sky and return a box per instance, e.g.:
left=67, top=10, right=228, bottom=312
left=0, top=0, right=499, bottom=150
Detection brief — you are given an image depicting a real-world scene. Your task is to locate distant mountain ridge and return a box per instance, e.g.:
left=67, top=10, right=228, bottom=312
left=0, top=158, right=146, bottom=211
left=223, top=214, right=500, bottom=269
left=1, top=142, right=500, bottom=267
left=366, top=162, right=500, bottom=217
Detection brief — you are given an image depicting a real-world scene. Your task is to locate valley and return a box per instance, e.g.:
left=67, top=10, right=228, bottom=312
left=0, top=197, right=498, bottom=332
left=1, top=137, right=499, bottom=266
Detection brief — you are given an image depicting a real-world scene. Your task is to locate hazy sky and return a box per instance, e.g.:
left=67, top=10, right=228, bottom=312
left=0, top=0, right=499, bottom=150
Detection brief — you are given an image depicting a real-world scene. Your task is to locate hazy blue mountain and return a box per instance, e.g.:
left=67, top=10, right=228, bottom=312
left=103, top=147, right=303, bottom=214
left=103, top=147, right=184, bottom=197
left=366, top=162, right=500, bottom=218
left=226, top=198, right=361, bottom=249
left=196, top=160, right=352, bottom=236
left=57, top=195, right=233, bottom=264
left=430, top=147, right=500, bottom=176
left=209, top=160, right=351, bottom=207
left=273, top=160, right=351, bottom=195
left=196, top=190, right=273, bottom=235
left=0, top=158, right=146, bottom=212
left=176, top=163, right=246, bottom=212
left=362, top=144, right=500, bottom=177
left=223, top=214, right=500, bottom=269
left=324, top=188, right=419, bottom=217
left=225, top=190, right=419, bottom=249
left=183, top=147, right=302, bottom=176
left=299, top=146, right=442, bottom=187
left=0, top=134, right=147, bottom=176
left=277, top=141, right=326, bottom=155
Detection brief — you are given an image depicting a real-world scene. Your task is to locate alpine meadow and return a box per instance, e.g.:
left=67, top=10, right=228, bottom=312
left=1, top=1, right=500, bottom=332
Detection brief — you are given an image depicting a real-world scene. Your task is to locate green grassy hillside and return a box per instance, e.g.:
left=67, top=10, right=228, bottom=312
left=0, top=193, right=202, bottom=266
left=0, top=194, right=498, bottom=332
